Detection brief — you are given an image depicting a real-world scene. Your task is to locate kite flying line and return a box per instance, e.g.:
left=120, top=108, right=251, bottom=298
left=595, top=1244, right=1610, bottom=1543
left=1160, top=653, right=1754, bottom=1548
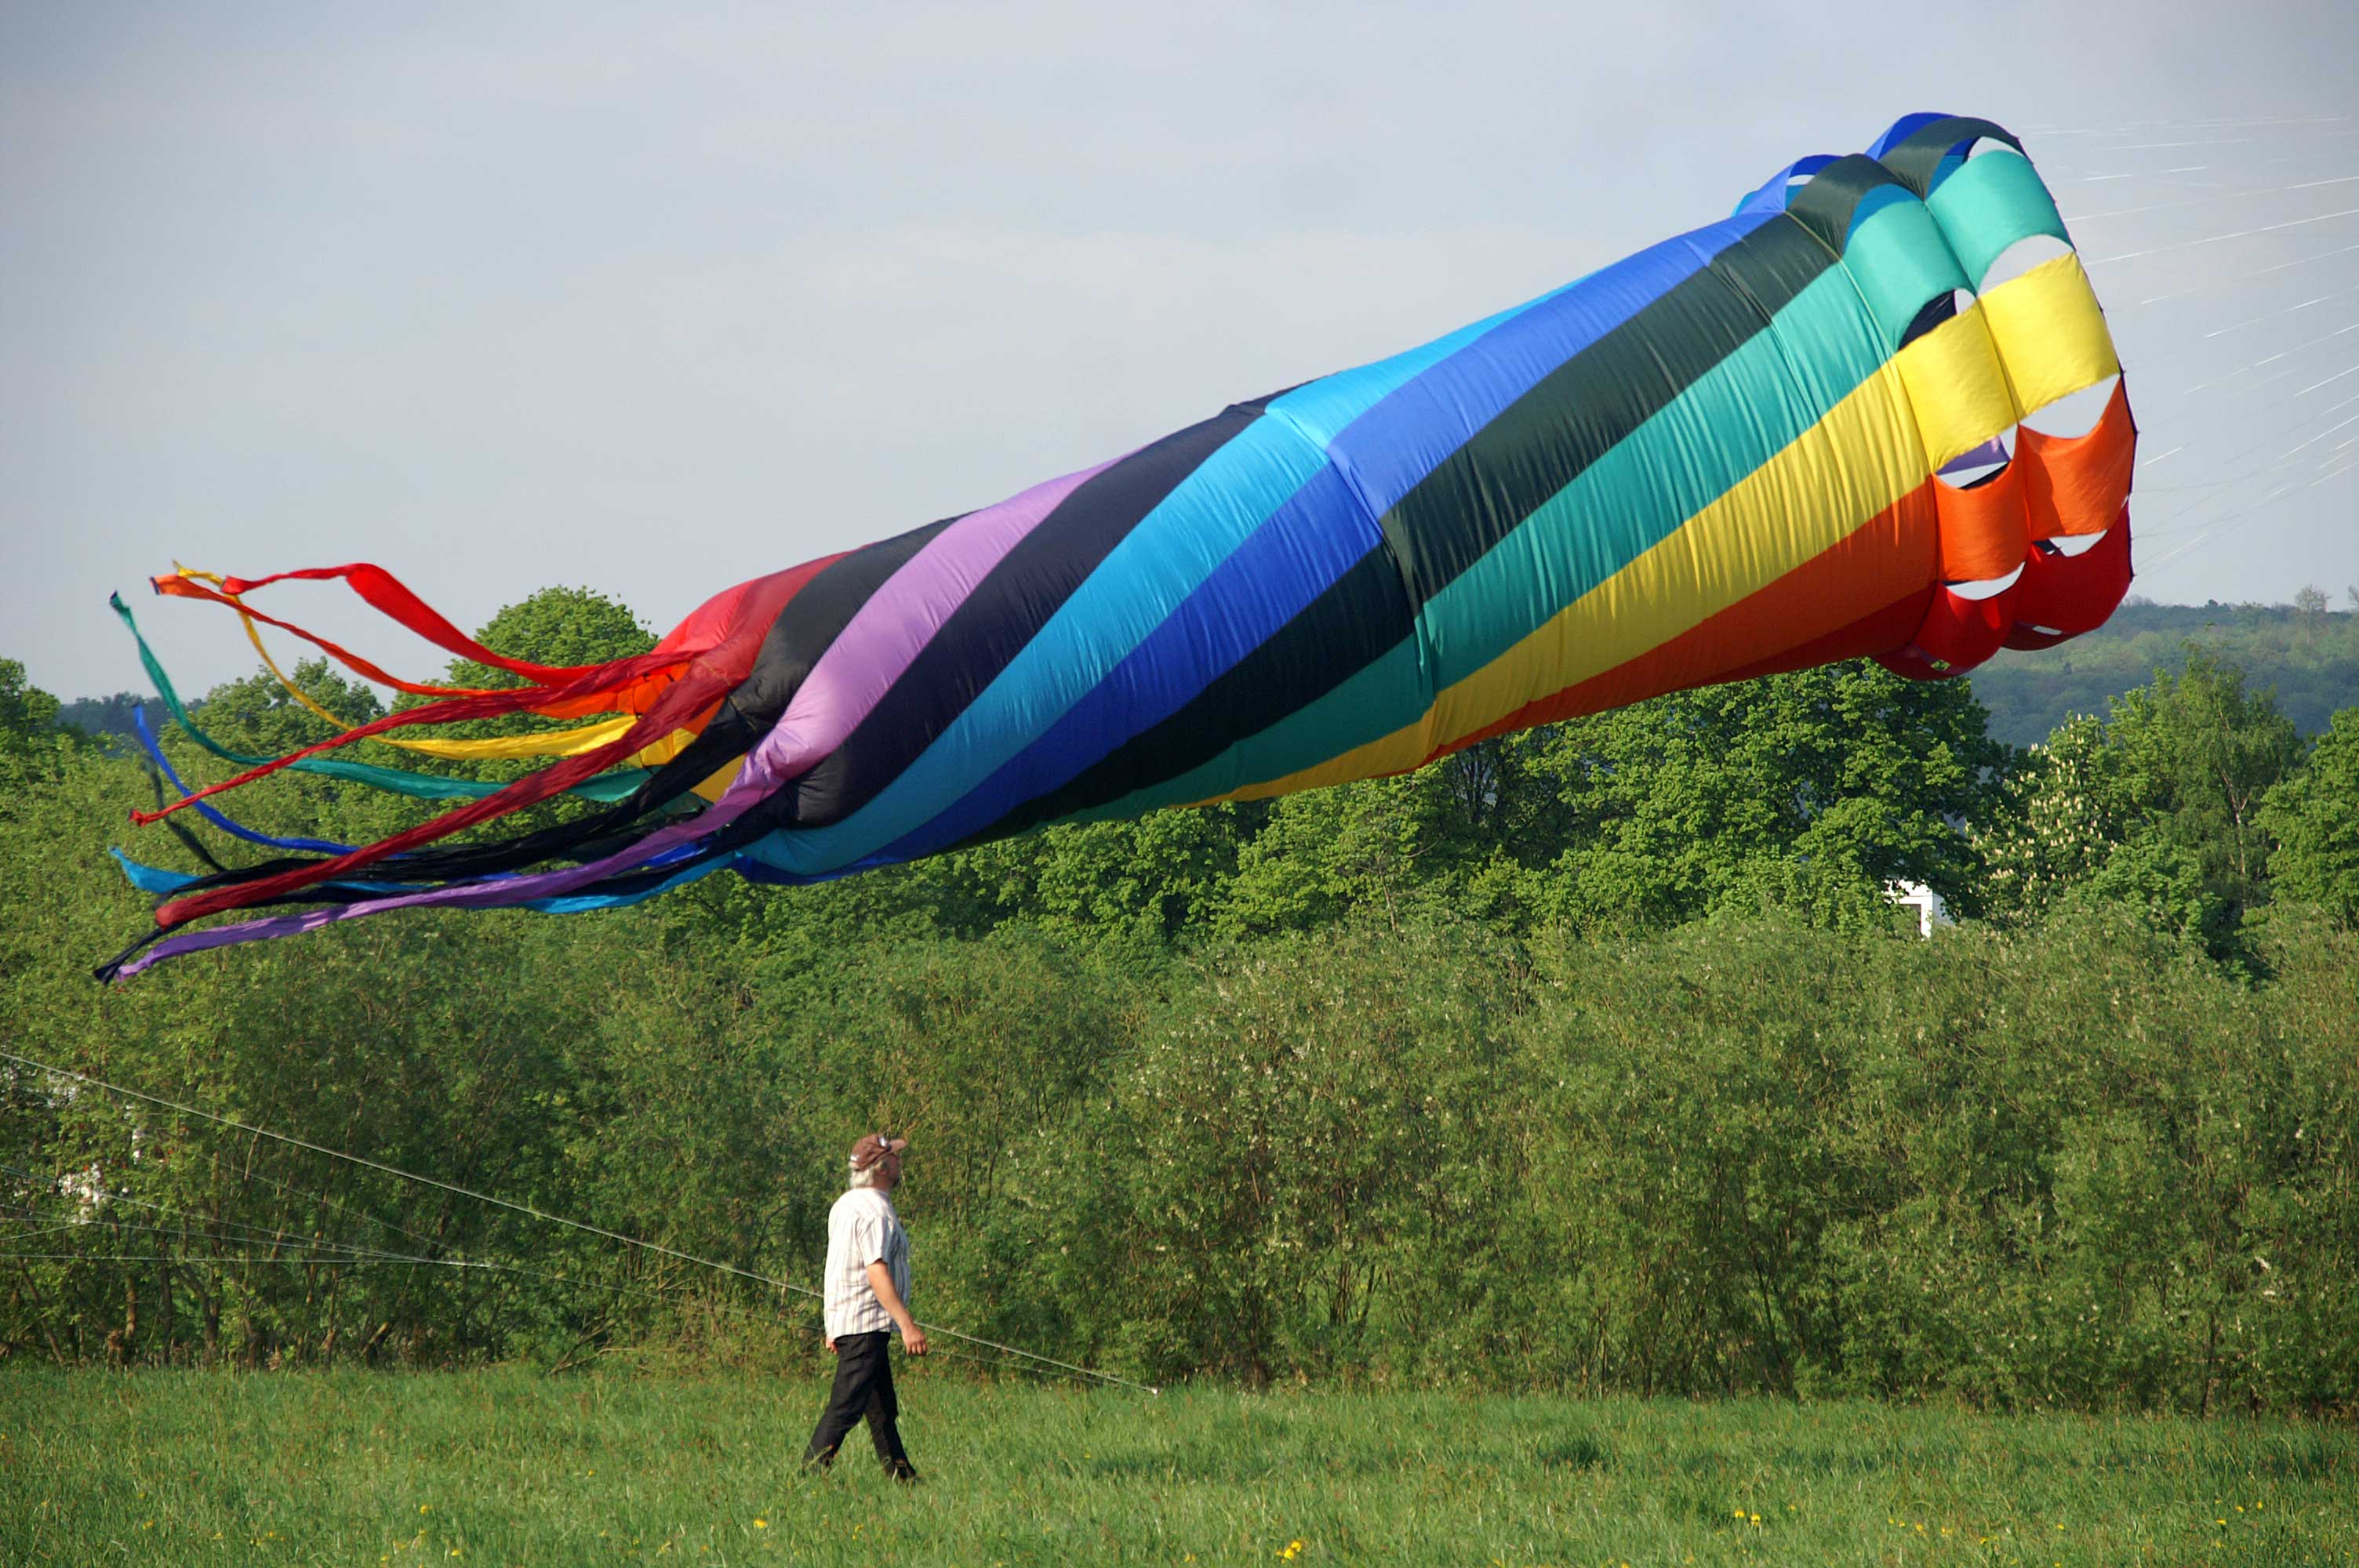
left=0, top=1169, right=1062, bottom=1385
left=0, top=1048, right=1159, bottom=1395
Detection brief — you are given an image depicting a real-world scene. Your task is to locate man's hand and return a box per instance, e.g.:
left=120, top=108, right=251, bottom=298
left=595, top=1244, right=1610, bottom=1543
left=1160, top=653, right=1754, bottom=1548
left=864, top=1259, right=929, bottom=1356
left=825, top=1337, right=836, bottom=1353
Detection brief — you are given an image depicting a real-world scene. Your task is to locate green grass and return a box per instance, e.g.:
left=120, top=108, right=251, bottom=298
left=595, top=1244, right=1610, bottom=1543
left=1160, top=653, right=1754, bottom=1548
left=2, top=1367, right=2351, bottom=1566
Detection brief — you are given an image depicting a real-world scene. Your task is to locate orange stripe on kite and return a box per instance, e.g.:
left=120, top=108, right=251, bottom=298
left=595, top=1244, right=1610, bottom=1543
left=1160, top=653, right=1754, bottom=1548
left=2017, top=379, right=2135, bottom=541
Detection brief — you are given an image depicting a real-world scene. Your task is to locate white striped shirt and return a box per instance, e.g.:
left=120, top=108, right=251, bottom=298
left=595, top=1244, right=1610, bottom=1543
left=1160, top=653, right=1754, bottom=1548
left=821, top=1187, right=911, bottom=1340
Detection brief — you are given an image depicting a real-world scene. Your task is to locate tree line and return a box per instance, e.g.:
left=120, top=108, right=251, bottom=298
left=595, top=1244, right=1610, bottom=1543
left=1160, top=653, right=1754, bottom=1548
left=2, top=586, right=2354, bottom=1413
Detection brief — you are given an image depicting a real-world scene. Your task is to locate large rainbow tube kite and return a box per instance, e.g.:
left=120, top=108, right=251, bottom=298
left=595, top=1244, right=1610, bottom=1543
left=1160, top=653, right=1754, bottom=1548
left=104, top=111, right=2135, bottom=979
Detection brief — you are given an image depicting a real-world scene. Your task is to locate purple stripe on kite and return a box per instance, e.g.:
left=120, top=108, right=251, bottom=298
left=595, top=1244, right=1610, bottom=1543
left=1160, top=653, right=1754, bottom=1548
left=878, top=463, right=1379, bottom=862
left=871, top=215, right=1772, bottom=863
left=114, top=459, right=1115, bottom=978
left=1940, top=436, right=2010, bottom=475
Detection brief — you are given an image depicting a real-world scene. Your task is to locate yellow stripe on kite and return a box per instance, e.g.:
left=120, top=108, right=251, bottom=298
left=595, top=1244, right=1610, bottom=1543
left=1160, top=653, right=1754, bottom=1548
left=1977, top=251, right=2120, bottom=419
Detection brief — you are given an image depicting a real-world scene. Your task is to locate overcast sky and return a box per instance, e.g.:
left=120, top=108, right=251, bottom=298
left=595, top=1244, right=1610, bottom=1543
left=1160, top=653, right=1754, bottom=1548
left=5, top=1, right=2355, bottom=699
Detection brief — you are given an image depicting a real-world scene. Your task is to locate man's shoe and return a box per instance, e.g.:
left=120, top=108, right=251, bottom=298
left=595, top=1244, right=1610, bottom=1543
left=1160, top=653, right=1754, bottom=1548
left=883, top=1460, right=921, bottom=1485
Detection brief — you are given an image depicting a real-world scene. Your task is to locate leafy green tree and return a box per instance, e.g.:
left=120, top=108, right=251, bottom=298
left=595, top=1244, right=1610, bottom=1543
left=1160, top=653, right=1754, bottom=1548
left=1039, top=916, right=1529, bottom=1384
left=1978, top=714, right=2125, bottom=921
left=2, top=658, right=66, bottom=753
left=1525, top=660, right=2002, bottom=930
left=187, top=659, right=384, bottom=759
left=1219, top=775, right=1452, bottom=936
left=1981, top=652, right=2303, bottom=955
left=966, top=807, right=1252, bottom=956
left=2263, top=708, right=2359, bottom=925
left=1, top=659, right=79, bottom=810
left=2102, top=649, right=2302, bottom=924
left=438, top=586, right=655, bottom=692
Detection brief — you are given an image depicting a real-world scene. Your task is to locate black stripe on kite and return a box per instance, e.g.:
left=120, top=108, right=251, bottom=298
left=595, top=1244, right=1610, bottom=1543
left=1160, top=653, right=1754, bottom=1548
left=1377, top=204, right=1841, bottom=614
left=1877, top=117, right=2022, bottom=198
left=980, top=543, right=1413, bottom=838
left=766, top=399, right=1276, bottom=831
left=1781, top=154, right=1914, bottom=260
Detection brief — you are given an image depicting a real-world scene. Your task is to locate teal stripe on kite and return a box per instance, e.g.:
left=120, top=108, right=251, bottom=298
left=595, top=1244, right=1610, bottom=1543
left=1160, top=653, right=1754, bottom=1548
left=1069, top=635, right=1429, bottom=823
left=1837, top=199, right=1975, bottom=348
left=1925, top=150, right=2074, bottom=285
left=1418, top=264, right=1897, bottom=691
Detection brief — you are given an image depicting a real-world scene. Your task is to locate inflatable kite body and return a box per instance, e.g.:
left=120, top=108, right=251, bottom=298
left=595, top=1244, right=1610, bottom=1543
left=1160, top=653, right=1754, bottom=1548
left=106, top=111, right=2135, bottom=978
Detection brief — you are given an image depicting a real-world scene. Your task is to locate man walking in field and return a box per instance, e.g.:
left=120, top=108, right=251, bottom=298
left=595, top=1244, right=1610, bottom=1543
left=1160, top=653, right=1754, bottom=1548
left=804, top=1133, right=928, bottom=1481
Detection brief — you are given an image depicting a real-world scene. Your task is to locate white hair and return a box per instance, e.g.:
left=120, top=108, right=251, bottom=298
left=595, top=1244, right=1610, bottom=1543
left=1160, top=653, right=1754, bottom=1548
left=846, top=1159, right=891, bottom=1191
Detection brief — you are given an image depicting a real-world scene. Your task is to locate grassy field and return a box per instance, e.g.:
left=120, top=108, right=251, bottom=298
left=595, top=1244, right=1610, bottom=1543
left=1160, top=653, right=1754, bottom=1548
left=2, top=1367, right=2352, bottom=1566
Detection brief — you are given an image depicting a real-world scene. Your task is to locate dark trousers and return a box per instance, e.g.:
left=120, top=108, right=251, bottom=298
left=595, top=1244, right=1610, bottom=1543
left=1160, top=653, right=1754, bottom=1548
left=803, top=1330, right=913, bottom=1474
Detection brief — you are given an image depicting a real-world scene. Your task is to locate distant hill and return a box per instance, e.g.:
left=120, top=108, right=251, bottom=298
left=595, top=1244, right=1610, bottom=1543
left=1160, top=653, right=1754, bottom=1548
left=56, top=691, right=146, bottom=746
left=1970, top=597, right=2359, bottom=746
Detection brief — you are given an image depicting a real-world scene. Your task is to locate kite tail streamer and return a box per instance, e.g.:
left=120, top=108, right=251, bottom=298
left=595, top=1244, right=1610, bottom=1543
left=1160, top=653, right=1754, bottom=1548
left=151, top=561, right=638, bottom=691
left=97, top=557, right=838, bottom=978
left=107, top=593, right=659, bottom=804
left=129, top=706, right=357, bottom=855
left=126, top=652, right=692, bottom=827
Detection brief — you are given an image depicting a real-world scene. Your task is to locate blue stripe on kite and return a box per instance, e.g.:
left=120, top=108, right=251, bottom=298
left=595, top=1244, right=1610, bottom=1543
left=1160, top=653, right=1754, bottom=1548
left=1868, top=111, right=1951, bottom=159
left=1323, top=215, right=1768, bottom=513
left=878, top=463, right=1380, bottom=862
left=1073, top=636, right=1427, bottom=823
left=863, top=213, right=1776, bottom=863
